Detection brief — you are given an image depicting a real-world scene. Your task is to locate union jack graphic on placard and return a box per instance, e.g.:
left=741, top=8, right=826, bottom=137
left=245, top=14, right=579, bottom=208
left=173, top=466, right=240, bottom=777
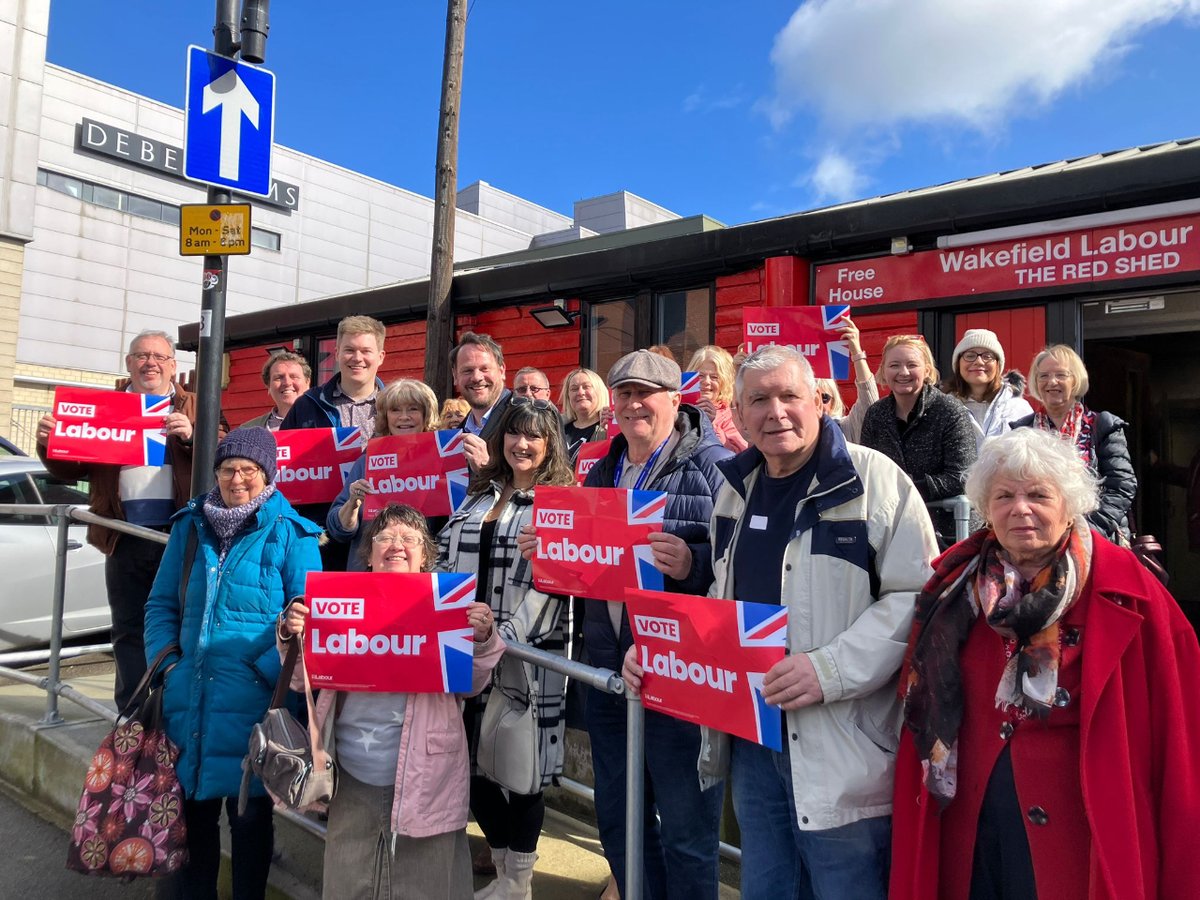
left=139, top=395, right=173, bottom=417
left=633, top=544, right=664, bottom=592
left=433, top=573, right=477, bottom=610
left=140, top=395, right=172, bottom=466
left=333, top=426, right=365, bottom=453
left=738, top=601, right=788, bottom=647
left=445, top=466, right=469, bottom=513
left=436, top=429, right=465, bottom=457
left=745, top=672, right=782, bottom=751
left=679, top=371, right=703, bottom=405
left=628, top=489, right=667, bottom=526
left=438, top=627, right=476, bottom=693
left=821, top=304, right=851, bottom=329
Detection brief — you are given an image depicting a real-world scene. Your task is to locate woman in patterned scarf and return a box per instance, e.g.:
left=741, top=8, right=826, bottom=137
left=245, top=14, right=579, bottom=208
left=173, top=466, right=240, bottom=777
left=436, top=396, right=576, bottom=899
left=889, top=427, right=1200, bottom=900
left=1011, top=344, right=1136, bottom=543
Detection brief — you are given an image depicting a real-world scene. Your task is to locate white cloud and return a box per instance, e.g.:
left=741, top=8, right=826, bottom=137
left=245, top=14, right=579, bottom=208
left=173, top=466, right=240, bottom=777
left=805, top=151, right=870, bottom=203
left=767, top=0, right=1200, bottom=131
left=683, top=83, right=746, bottom=114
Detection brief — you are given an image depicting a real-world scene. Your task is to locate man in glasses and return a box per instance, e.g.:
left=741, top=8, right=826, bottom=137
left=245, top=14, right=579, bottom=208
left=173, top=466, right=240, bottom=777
left=512, top=367, right=552, bottom=403
left=451, top=331, right=511, bottom=471
left=35, top=329, right=225, bottom=709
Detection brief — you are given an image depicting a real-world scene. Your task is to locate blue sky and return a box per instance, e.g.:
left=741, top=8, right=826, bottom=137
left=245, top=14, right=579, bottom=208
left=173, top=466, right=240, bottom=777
left=46, top=1, right=1200, bottom=226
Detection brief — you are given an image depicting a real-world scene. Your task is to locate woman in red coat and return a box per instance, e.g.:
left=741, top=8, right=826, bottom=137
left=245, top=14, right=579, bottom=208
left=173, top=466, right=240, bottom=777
left=891, top=427, right=1200, bottom=900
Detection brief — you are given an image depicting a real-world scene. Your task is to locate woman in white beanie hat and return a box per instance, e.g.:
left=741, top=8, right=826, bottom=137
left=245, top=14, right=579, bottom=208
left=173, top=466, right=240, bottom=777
left=944, top=328, right=1033, bottom=450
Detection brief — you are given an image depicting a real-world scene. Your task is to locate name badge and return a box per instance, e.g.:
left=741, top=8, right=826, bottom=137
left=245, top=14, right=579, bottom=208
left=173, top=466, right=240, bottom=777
left=749, top=515, right=768, bottom=531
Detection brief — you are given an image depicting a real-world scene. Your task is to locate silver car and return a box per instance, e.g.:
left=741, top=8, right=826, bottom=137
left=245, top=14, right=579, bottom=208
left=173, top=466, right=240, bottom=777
left=0, top=457, right=110, bottom=649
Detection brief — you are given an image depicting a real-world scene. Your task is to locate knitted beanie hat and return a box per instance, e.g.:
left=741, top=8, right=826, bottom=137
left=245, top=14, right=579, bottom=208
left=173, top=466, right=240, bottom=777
left=214, top=426, right=278, bottom=482
left=952, top=328, right=1005, bottom=371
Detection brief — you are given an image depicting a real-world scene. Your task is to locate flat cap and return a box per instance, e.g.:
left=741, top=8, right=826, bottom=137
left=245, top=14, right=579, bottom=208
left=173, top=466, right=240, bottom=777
left=607, top=349, right=681, bottom=391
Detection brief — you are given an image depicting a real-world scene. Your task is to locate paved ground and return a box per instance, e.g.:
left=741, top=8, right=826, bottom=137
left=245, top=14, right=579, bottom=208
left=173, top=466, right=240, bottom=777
left=0, top=652, right=726, bottom=899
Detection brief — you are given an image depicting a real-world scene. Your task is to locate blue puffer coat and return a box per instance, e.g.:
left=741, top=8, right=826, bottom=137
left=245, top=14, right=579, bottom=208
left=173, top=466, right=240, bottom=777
left=581, top=406, right=731, bottom=671
left=144, top=489, right=322, bottom=800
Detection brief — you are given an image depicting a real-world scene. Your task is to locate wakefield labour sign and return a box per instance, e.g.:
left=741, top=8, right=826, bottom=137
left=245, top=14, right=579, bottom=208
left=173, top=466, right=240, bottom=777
left=184, top=46, right=275, bottom=196
left=179, top=204, right=251, bottom=256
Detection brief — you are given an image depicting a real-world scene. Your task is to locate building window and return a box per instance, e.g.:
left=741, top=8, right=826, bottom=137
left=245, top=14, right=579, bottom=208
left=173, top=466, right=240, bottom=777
left=655, top=287, right=712, bottom=367
left=588, top=298, right=636, bottom=377
left=36, top=168, right=281, bottom=252
left=316, top=336, right=338, bottom=384
left=585, top=286, right=713, bottom=374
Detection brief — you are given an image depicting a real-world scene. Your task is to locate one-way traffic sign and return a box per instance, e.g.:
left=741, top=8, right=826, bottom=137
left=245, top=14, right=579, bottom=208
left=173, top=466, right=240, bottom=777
left=184, top=46, right=275, bottom=197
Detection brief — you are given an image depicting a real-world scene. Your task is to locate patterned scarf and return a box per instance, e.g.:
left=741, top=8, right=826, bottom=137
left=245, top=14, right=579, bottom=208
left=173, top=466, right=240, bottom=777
left=899, top=519, right=1092, bottom=806
left=202, top=484, right=276, bottom=563
left=1034, top=401, right=1095, bottom=464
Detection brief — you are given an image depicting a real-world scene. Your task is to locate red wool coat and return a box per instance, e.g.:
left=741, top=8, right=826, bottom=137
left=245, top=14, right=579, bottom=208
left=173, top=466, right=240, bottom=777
left=890, top=534, right=1200, bottom=900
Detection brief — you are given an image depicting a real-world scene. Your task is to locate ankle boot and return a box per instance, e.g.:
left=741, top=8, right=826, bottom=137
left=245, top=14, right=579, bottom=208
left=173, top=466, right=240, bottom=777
left=497, top=850, right=537, bottom=900
left=473, top=847, right=508, bottom=900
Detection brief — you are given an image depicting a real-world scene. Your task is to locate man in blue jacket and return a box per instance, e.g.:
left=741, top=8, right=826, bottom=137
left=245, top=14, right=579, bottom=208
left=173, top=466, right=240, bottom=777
left=281, top=314, right=386, bottom=570
left=520, top=349, right=731, bottom=900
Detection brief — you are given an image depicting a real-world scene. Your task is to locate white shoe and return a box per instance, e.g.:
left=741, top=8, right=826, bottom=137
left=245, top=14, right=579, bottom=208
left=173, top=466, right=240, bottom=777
left=473, top=847, right=508, bottom=900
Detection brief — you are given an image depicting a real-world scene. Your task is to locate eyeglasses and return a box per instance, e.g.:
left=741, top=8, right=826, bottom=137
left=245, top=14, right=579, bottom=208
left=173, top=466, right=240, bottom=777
left=371, top=533, right=423, bottom=547
left=514, top=384, right=550, bottom=397
left=216, top=465, right=262, bottom=481
left=509, top=395, right=553, bottom=411
left=961, top=351, right=998, bottom=363
left=129, top=352, right=174, bottom=364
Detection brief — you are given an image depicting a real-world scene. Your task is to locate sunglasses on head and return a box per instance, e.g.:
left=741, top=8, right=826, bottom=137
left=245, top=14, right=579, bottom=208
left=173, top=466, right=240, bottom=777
left=509, top=395, right=554, bottom=411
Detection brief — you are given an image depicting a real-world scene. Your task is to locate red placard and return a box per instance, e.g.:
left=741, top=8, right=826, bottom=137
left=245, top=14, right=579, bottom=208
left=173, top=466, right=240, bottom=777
left=574, top=439, right=611, bottom=485
left=625, top=589, right=788, bottom=750
left=742, top=306, right=851, bottom=378
left=46, top=387, right=173, bottom=466
left=274, top=427, right=363, bottom=505
left=813, top=213, right=1200, bottom=307
left=359, top=430, right=469, bottom=520
left=532, top=486, right=665, bottom=601
left=302, top=571, right=477, bottom=693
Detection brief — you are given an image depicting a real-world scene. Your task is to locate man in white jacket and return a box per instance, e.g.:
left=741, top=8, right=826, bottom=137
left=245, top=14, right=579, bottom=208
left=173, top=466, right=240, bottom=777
left=625, top=345, right=938, bottom=900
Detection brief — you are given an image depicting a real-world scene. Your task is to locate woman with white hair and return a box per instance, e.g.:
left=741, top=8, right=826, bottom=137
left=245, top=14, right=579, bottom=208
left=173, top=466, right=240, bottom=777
left=890, top=427, right=1200, bottom=900
left=687, top=345, right=748, bottom=451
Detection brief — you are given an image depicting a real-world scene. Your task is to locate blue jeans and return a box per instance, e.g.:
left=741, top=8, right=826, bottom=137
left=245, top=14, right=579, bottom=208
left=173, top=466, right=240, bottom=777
left=731, top=737, right=890, bottom=900
left=585, top=688, right=723, bottom=900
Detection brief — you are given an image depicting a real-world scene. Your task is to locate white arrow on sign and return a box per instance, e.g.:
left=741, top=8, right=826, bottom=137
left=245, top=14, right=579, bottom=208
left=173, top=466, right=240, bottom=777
left=201, top=68, right=260, bottom=182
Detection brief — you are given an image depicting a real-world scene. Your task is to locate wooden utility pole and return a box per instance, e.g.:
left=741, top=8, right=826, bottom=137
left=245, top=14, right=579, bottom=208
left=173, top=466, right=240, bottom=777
left=424, top=0, right=467, bottom=400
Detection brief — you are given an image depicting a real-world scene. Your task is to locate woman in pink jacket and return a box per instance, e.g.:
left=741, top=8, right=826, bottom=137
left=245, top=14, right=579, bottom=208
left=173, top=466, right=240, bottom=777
left=279, top=503, right=505, bottom=900
left=687, top=345, right=748, bottom=452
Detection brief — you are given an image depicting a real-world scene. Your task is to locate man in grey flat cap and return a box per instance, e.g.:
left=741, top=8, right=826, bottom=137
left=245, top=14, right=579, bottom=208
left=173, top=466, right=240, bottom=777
left=520, top=348, right=732, bottom=899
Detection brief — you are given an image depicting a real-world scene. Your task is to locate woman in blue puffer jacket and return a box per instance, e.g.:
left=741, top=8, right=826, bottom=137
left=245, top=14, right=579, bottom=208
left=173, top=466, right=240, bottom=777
left=144, top=427, right=321, bottom=900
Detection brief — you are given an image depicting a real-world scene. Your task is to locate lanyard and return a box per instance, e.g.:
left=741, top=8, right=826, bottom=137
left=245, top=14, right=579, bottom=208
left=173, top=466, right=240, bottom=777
left=614, top=438, right=669, bottom=490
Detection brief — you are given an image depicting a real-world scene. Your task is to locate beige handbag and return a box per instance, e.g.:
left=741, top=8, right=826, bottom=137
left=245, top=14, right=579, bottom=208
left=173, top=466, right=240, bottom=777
left=239, top=640, right=337, bottom=813
left=476, top=653, right=541, bottom=795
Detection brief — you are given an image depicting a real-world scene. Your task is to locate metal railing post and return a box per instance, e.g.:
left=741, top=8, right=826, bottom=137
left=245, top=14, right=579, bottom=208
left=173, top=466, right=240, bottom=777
left=625, top=695, right=645, bottom=900
left=39, top=504, right=72, bottom=726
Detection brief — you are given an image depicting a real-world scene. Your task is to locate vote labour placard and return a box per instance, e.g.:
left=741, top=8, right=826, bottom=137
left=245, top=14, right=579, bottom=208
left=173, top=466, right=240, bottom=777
left=274, top=427, right=363, bottom=505
left=46, top=386, right=173, bottom=466
left=360, top=430, right=468, bottom=520
left=742, top=305, right=852, bottom=379
left=532, top=486, right=665, bottom=601
left=574, top=439, right=611, bottom=485
left=302, top=571, right=478, bottom=693
left=625, top=589, right=788, bottom=750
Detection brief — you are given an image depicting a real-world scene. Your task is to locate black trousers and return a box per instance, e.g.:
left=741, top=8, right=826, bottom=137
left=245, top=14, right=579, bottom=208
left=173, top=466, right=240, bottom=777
left=156, top=795, right=274, bottom=900
left=469, top=775, right=545, bottom=854
left=104, top=533, right=167, bottom=711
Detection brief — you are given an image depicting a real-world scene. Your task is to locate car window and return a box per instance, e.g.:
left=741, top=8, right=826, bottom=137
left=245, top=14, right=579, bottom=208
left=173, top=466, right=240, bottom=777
left=0, top=472, right=39, bottom=523
left=32, top=473, right=90, bottom=506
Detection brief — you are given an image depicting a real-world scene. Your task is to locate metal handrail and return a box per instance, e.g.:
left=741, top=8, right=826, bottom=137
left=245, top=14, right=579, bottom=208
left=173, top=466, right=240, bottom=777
left=927, top=494, right=974, bottom=543
left=0, top=502, right=654, bottom=898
